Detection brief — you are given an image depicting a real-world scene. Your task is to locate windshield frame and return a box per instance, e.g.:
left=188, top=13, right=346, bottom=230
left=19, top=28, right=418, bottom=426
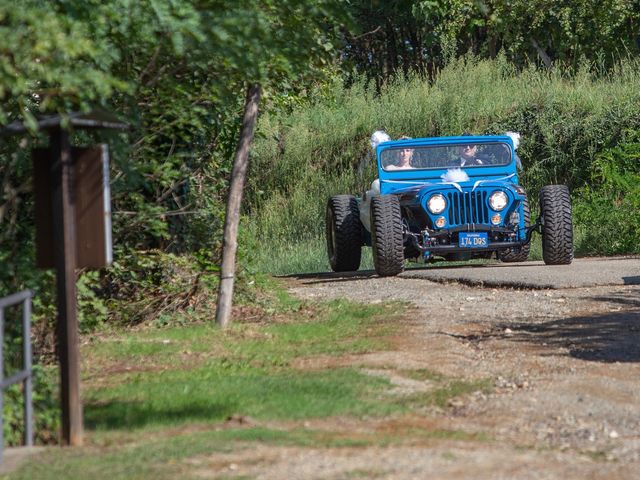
left=378, top=141, right=514, bottom=172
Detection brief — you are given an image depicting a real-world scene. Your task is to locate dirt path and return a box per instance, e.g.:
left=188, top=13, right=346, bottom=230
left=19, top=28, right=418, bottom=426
left=210, top=262, right=640, bottom=479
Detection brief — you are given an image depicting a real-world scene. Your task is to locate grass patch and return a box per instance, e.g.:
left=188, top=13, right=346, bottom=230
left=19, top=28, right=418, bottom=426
left=84, top=298, right=395, bottom=377
left=399, top=368, right=447, bottom=383
left=249, top=236, right=375, bottom=276
left=7, top=423, right=488, bottom=480
left=6, top=427, right=316, bottom=480
left=396, top=379, right=493, bottom=409
left=344, top=468, right=388, bottom=478
left=78, top=283, right=403, bottom=434
left=85, top=367, right=399, bottom=431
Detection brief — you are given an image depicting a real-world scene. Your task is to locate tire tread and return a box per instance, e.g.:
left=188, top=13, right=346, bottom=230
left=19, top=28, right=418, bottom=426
left=370, top=195, right=404, bottom=276
left=326, top=195, right=362, bottom=272
left=540, top=185, right=573, bottom=265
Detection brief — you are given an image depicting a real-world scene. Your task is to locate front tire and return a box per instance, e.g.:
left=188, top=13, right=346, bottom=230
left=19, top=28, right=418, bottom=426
left=499, top=197, right=531, bottom=263
left=370, top=195, right=404, bottom=276
left=539, top=185, right=573, bottom=265
left=326, top=195, right=362, bottom=272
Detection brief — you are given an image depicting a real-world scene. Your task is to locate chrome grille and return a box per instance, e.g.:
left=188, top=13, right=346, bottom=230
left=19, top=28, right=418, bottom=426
left=447, top=191, right=489, bottom=226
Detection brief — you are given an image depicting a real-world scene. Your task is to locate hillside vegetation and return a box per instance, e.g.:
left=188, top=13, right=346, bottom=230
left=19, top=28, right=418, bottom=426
left=246, top=56, right=640, bottom=274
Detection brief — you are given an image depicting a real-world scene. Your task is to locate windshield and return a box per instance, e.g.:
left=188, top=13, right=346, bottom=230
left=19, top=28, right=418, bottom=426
left=380, top=142, right=512, bottom=171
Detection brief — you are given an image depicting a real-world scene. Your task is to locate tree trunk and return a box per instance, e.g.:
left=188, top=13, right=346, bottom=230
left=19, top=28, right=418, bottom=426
left=215, top=84, right=262, bottom=328
left=530, top=38, right=553, bottom=69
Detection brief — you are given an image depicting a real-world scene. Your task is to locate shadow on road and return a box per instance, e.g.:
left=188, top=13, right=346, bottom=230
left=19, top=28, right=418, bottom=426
left=284, top=261, right=541, bottom=284
left=407, top=262, right=543, bottom=272
left=591, top=290, right=640, bottom=308
left=501, top=308, right=640, bottom=363
left=283, top=270, right=377, bottom=284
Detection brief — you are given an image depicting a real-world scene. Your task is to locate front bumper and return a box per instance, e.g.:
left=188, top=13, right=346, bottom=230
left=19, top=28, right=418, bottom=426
left=406, top=221, right=539, bottom=255
left=407, top=225, right=525, bottom=254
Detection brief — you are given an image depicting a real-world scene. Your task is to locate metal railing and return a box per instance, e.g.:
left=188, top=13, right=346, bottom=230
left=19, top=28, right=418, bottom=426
left=0, top=290, right=34, bottom=463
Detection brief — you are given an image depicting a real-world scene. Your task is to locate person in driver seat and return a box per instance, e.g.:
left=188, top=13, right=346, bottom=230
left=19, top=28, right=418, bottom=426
left=458, top=143, right=484, bottom=166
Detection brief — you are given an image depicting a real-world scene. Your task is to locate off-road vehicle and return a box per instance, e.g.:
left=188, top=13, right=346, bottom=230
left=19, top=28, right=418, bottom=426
left=326, top=134, right=573, bottom=276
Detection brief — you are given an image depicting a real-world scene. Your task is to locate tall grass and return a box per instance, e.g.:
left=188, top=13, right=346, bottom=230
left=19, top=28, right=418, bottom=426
left=245, top=56, right=640, bottom=274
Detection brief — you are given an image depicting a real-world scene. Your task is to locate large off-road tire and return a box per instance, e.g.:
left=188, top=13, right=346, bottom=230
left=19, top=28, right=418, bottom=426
left=539, top=185, right=573, bottom=265
left=326, top=195, right=362, bottom=272
left=499, top=197, right=531, bottom=263
left=370, top=195, right=404, bottom=277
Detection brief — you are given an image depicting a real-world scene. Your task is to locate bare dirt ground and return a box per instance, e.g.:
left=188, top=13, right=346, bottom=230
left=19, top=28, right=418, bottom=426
left=206, top=258, right=640, bottom=479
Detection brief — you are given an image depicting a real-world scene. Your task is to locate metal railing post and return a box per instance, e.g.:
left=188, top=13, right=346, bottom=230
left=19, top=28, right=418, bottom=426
left=0, top=290, right=34, bottom=463
left=0, top=307, right=4, bottom=464
left=23, top=296, right=33, bottom=447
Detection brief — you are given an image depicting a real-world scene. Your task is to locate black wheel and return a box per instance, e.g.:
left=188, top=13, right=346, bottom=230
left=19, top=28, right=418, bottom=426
left=326, top=195, right=362, bottom=272
left=539, top=185, right=573, bottom=265
left=370, top=195, right=404, bottom=276
left=499, top=196, right=531, bottom=263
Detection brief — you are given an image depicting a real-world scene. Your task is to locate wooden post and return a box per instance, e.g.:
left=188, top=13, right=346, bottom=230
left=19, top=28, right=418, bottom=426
left=50, top=129, right=83, bottom=446
left=215, top=84, right=262, bottom=328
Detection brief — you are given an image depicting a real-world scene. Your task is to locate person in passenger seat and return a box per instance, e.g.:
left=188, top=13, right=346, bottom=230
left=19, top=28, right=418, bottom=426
left=387, top=136, right=414, bottom=170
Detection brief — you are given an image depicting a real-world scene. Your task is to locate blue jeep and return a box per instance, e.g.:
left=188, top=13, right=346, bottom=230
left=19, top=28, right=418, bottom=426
left=326, top=134, right=573, bottom=276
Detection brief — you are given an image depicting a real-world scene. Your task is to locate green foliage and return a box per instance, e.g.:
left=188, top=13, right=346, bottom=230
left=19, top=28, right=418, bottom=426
left=573, top=133, right=640, bottom=254
left=0, top=0, right=350, bottom=360
left=2, top=365, right=60, bottom=446
left=0, top=0, right=126, bottom=126
left=100, top=249, right=217, bottom=326
left=346, top=0, right=640, bottom=84
left=483, top=0, right=640, bottom=67
left=77, top=272, right=109, bottom=332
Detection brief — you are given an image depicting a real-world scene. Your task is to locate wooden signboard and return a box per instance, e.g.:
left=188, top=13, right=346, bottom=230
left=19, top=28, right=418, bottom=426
left=33, top=145, right=113, bottom=269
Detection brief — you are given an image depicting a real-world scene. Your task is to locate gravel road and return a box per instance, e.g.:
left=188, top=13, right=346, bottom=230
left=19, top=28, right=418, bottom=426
left=233, top=257, right=640, bottom=480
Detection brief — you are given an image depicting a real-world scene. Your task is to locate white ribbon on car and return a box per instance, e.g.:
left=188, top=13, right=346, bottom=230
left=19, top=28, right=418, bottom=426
left=383, top=179, right=465, bottom=193
left=440, top=182, right=464, bottom=192
left=471, top=173, right=516, bottom=191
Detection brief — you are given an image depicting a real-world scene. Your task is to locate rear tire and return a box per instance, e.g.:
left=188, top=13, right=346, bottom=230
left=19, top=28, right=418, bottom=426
left=326, top=195, right=362, bottom=272
left=370, top=195, right=404, bottom=276
left=539, top=185, right=573, bottom=265
left=499, top=197, right=531, bottom=263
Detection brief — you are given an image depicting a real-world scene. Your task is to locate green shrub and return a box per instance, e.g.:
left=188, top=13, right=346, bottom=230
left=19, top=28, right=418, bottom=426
left=573, top=133, right=640, bottom=255
left=2, top=365, right=60, bottom=446
left=100, top=249, right=218, bottom=327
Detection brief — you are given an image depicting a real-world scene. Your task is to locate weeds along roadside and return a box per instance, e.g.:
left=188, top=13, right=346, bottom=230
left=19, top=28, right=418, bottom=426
left=1, top=269, right=405, bottom=449
left=8, top=281, right=466, bottom=480
left=0, top=253, right=264, bottom=446
left=10, top=281, right=497, bottom=480
left=245, top=55, right=640, bottom=275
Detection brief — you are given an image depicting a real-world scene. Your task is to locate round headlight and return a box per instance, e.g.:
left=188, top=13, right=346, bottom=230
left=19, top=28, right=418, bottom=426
left=489, top=191, right=508, bottom=211
left=427, top=194, right=446, bottom=214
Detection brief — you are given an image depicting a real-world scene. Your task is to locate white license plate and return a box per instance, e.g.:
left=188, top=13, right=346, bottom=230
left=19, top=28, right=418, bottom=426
left=459, top=232, right=488, bottom=248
